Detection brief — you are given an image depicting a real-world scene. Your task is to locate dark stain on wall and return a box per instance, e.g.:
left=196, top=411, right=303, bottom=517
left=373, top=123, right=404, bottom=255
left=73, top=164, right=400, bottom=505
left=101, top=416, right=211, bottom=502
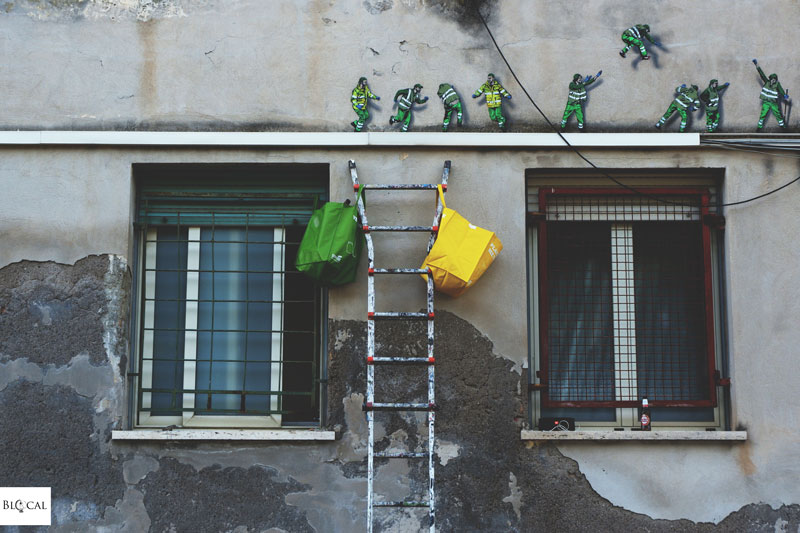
left=328, top=311, right=800, bottom=532
left=1, top=255, right=799, bottom=530
left=0, top=256, right=112, bottom=365
left=138, top=457, right=316, bottom=532
left=0, top=380, right=126, bottom=511
left=427, top=0, right=497, bottom=33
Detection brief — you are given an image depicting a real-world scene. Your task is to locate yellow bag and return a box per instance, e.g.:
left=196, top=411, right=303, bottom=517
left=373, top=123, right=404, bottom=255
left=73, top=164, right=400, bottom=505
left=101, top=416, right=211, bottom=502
left=421, top=185, right=503, bottom=297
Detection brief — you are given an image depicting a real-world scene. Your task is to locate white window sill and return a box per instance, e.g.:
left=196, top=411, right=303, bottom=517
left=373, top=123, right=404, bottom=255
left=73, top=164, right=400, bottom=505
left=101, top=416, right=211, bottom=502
left=112, top=429, right=336, bottom=441
left=520, top=430, right=747, bottom=441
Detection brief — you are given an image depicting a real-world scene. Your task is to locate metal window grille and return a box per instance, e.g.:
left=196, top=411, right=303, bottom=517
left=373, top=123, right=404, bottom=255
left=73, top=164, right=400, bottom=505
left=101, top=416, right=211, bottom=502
left=538, top=190, right=716, bottom=408
left=136, top=209, right=323, bottom=427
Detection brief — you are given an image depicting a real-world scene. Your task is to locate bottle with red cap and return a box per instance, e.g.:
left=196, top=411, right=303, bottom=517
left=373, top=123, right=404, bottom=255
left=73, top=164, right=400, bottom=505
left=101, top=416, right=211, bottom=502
left=640, top=397, right=651, bottom=431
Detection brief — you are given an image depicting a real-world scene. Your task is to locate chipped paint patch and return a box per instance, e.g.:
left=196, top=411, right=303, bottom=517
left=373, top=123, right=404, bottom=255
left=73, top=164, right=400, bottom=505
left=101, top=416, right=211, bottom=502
left=15, top=0, right=194, bottom=21
left=0, top=357, right=44, bottom=390
left=435, top=439, right=460, bottom=466
left=334, top=327, right=353, bottom=351
left=502, top=472, right=522, bottom=520
left=337, top=393, right=369, bottom=462
left=363, top=0, right=393, bottom=15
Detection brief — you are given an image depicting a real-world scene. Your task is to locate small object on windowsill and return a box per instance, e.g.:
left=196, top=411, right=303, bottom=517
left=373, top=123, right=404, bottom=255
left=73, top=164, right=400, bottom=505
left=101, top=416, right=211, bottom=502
left=640, top=397, right=651, bottom=431
left=537, top=417, right=575, bottom=431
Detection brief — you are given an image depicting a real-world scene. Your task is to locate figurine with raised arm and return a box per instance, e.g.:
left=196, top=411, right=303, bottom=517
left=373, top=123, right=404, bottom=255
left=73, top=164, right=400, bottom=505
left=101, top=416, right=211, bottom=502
left=472, top=73, right=512, bottom=130
left=619, top=24, right=659, bottom=61
left=753, top=59, right=789, bottom=130
left=561, top=71, right=602, bottom=131
left=350, top=77, right=380, bottom=132
left=389, top=84, right=428, bottom=132
left=655, top=84, right=700, bottom=132
left=699, top=79, right=730, bottom=133
left=437, top=83, right=463, bottom=132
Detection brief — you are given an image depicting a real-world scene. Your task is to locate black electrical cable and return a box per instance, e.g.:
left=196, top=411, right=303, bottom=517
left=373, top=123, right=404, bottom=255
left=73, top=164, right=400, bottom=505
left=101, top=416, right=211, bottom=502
left=477, top=10, right=800, bottom=209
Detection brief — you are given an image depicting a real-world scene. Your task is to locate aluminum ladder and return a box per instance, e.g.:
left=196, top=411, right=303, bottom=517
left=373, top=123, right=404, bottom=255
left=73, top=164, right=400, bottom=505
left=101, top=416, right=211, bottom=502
left=350, top=159, right=450, bottom=533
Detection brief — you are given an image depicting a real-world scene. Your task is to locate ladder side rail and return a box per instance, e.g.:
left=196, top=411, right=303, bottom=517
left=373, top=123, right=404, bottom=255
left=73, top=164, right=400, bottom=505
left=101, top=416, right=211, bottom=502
left=426, top=161, right=451, bottom=254
left=427, top=272, right=436, bottom=531
left=350, top=160, right=376, bottom=533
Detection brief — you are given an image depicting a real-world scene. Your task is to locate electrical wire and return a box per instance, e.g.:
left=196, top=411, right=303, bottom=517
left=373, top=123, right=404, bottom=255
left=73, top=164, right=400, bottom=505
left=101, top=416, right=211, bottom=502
left=476, top=10, right=800, bottom=209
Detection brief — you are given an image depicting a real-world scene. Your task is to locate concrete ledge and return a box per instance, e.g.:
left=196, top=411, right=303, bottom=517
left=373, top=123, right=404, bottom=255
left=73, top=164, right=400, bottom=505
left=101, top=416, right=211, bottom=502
left=521, top=430, right=748, bottom=441
left=112, top=429, right=336, bottom=441
left=0, top=131, right=700, bottom=148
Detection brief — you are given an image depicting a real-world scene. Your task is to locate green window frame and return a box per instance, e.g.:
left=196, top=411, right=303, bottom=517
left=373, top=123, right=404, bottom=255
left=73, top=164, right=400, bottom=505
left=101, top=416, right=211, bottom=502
left=132, top=164, right=327, bottom=428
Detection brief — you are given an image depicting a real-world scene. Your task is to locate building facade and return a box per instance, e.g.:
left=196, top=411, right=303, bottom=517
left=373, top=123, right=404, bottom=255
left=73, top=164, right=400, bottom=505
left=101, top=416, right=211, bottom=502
left=1, top=1, right=799, bottom=531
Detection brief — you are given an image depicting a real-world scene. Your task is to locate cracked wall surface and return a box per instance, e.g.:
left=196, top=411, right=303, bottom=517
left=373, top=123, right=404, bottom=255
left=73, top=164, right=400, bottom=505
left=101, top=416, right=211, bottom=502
left=0, top=254, right=799, bottom=530
left=1, top=1, right=799, bottom=131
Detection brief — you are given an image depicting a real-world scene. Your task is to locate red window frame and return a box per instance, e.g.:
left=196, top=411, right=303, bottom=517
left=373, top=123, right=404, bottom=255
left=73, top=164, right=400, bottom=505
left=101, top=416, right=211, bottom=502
left=536, top=188, right=717, bottom=409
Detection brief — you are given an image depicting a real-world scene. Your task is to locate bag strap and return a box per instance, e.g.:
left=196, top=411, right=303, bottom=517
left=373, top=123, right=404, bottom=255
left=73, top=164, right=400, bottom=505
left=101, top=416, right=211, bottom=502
left=355, top=184, right=366, bottom=208
left=437, top=184, right=447, bottom=209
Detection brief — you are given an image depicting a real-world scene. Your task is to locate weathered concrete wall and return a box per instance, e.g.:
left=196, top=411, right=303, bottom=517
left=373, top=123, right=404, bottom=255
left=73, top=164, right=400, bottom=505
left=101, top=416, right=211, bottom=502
left=2, top=253, right=798, bottom=531
left=1, top=0, right=800, bottom=132
left=1, top=144, right=799, bottom=530
left=2, top=1, right=800, bottom=528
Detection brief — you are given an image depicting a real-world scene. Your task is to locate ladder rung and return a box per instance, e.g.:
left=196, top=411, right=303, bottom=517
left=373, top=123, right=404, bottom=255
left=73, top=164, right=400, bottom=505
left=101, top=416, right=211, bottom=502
left=371, top=268, right=429, bottom=275
left=365, top=402, right=435, bottom=411
left=366, top=225, right=437, bottom=232
left=369, top=312, right=431, bottom=321
left=370, top=357, right=434, bottom=365
left=361, top=184, right=442, bottom=190
left=374, top=501, right=431, bottom=508
left=374, top=451, right=427, bottom=459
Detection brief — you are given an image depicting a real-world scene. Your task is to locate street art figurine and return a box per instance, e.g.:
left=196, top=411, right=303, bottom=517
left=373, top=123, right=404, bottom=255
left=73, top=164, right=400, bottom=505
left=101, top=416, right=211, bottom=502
left=619, top=24, right=660, bottom=61
left=655, top=84, right=700, bottom=132
left=390, top=84, right=428, bottom=132
left=437, top=83, right=463, bottom=132
left=561, top=71, right=602, bottom=131
left=350, top=77, right=380, bottom=132
left=699, top=79, right=730, bottom=133
left=472, top=73, right=512, bottom=130
left=753, top=59, right=789, bottom=130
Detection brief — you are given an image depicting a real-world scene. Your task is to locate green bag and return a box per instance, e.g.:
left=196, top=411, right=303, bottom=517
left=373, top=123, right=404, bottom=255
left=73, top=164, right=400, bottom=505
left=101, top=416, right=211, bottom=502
left=295, top=193, right=364, bottom=286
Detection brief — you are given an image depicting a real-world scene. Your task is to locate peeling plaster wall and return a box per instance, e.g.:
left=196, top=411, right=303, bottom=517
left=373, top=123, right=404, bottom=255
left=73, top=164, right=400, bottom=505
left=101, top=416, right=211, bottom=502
left=0, top=144, right=799, bottom=530
left=1, top=0, right=800, bottom=529
left=1, top=1, right=800, bottom=131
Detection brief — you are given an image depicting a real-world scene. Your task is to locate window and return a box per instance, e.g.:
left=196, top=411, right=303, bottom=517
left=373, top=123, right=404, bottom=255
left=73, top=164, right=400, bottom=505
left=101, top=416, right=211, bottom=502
left=528, top=178, right=727, bottom=430
left=132, top=165, right=327, bottom=428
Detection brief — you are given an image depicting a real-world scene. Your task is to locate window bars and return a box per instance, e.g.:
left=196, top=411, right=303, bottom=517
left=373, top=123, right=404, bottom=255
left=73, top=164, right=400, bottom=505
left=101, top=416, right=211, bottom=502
left=536, top=189, right=717, bottom=409
left=136, top=211, right=322, bottom=427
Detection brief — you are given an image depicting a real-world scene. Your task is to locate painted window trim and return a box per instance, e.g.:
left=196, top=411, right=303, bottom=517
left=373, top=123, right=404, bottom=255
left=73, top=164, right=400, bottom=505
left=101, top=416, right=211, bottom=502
left=138, top=227, right=285, bottom=429
left=527, top=186, right=727, bottom=430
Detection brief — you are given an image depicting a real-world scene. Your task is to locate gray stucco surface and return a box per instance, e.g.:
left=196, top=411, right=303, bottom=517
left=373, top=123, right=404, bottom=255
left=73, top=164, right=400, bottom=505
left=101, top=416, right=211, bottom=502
left=0, top=255, right=799, bottom=530
left=0, top=256, right=111, bottom=365
left=1, top=1, right=799, bottom=133
left=0, top=256, right=795, bottom=532
left=2, top=0, right=800, bottom=530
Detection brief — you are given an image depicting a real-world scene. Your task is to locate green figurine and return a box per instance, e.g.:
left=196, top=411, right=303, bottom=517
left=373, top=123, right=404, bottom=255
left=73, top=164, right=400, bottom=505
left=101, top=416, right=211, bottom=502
left=390, top=84, right=428, bottom=132
left=753, top=59, right=789, bottom=130
left=619, top=24, right=660, bottom=61
left=560, top=71, right=602, bottom=131
left=655, top=84, right=700, bottom=132
left=437, top=83, right=463, bottom=132
left=699, top=79, right=730, bottom=133
left=472, top=73, right=512, bottom=130
left=350, top=77, right=380, bottom=132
